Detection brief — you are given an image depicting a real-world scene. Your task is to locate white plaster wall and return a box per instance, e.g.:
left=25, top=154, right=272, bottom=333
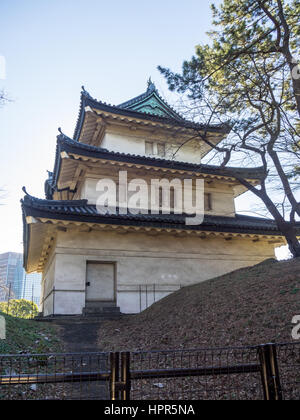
left=169, top=142, right=202, bottom=164
left=80, top=177, right=236, bottom=217
left=209, top=191, right=236, bottom=217
left=102, top=132, right=145, bottom=156
left=54, top=291, right=85, bottom=316
left=42, top=254, right=56, bottom=316
left=55, top=254, right=86, bottom=292
left=41, top=229, right=276, bottom=315
left=101, top=132, right=202, bottom=163
left=43, top=254, right=56, bottom=296
left=43, top=293, right=54, bottom=317
left=53, top=254, right=86, bottom=315
left=41, top=253, right=86, bottom=316
left=117, top=285, right=180, bottom=314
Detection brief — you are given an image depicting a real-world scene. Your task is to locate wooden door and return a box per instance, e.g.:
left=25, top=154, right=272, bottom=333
left=86, top=262, right=115, bottom=302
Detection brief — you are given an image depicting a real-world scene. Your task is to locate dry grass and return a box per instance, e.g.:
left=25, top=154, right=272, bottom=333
left=98, top=258, right=300, bottom=351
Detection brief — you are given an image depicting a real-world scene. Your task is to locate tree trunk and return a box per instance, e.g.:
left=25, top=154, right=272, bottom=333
left=278, top=221, right=300, bottom=258
left=288, top=61, right=300, bottom=120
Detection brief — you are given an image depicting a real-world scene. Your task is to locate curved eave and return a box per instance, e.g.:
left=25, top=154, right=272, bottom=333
left=47, top=134, right=264, bottom=200
left=22, top=204, right=30, bottom=270
left=23, top=195, right=297, bottom=273
left=22, top=202, right=53, bottom=273
left=23, top=197, right=291, bottom=237
left=73, top=91, right=231, bottom=142
left=51, top=134, right=264, bottom=192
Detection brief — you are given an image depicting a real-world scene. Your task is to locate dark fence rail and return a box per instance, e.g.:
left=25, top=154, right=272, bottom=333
left=0, top=282, right=38, bottom=319
left=124, top=345, right=264, bottom=400
left=0, top=342, right=299, bottom=400
left=0, top=352, right=110, bottom=400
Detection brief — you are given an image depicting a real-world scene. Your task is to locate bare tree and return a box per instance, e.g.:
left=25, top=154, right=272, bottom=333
left=0, top=90, right=9, bottom=107
left=159, top=0, right=300, bottom=257
left=0, top=91, right=11, bottom=204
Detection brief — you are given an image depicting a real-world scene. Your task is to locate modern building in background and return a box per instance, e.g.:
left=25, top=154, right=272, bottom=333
left=0, top=252, right=41, bottom=305
left=22, top=272, right=41, bottom=306
left=0, top=252, right=23, bottom=300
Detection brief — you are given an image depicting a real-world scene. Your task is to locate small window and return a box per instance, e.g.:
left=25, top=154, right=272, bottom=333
left=159, top=188, right=163, bottom=208
left=204, top=193, right=212, bottom=211
left=157, top=143, right=166, bottom=157
left=145, top=141, right=154, bottom=155
left=159, top=188, right=175, bottom=211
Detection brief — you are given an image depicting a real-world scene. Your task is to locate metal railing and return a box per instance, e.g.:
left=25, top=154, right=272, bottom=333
left=0, top=352, right=110, bottom=400
left=118, top=284, right=182, bottom=312
left=0, top=283, right=38, bottom=319
left=0, top=342, right=299, bottom=400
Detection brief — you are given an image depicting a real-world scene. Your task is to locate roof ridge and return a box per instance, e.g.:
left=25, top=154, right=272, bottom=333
left=72, top=85, right=232, bottom=142
left=235, top=214, right=277, bottom=223
left=22, top=190, right=88, bottom=207
left=22, top=182, right=88, bottom=206
left=22, top=197, right=296, bottom=236
left=59, top=133, right=265, bottom=175
left=47, top=131, right=265, bottom=201
left=118, top=81, right=185, bottom=121
left=23, top=196, right=277, bottom=223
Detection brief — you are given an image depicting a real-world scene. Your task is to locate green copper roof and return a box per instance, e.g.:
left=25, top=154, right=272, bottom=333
left=118, top=79, right=184, bottom=120
left=74, top=83, right=231, bottom=141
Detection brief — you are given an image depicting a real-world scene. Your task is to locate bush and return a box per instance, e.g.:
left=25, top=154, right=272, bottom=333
left=0, top=299, right=38, bottom=319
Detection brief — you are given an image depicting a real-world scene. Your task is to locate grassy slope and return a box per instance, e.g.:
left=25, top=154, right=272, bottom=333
left=99, top=258, right=300, bottom=351
left=0, top=313, right=62, bottom=354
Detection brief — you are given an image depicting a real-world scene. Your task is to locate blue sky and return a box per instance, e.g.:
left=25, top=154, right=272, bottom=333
left=0, top=0, right=287, bottom=258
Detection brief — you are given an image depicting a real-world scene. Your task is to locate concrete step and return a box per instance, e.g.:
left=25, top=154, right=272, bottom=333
left=83, top=301, right=120, bottom=316
left=35, top=313, right=121, bottom=324
left=34, top=303, right=121, bottom=323
left=84, top=306, right=120, bottom=313
left=83, top=306, right=120, bottom=317
left=85, top=301, right=117, bottom=309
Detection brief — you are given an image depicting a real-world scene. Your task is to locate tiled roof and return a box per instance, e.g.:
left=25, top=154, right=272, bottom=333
left=62, top=134, right=265, bottom=177
left=22, top=195, right=294, bottom=236
left=46, top=133, right=266, bottom=199
left=73, top=86, right=231, bottom=141
left=118, top=80, right=185, bottom=120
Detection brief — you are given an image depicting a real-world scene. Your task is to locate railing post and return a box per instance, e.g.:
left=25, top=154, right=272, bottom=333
left=110, top=352, right=120, bottom=400
left=259, top=344, right=283, bottom=400
left=7, top=283, right=11, bottom=315
left=32, top=284, right=35, bottom=319
left=52, top=286, right=55, bottom=316
left=139, top=285, right=142, bottom=313
left=121, top=352, right=131, bottom=401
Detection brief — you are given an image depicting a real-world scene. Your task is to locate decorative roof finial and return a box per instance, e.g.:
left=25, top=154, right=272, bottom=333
left=22, top=186, right=29, bottom=195
left=147, top=77, right=155, bottom=92
left=58, top=127, right=63, bottom=134
left=81, top=85, right=93, bottom=99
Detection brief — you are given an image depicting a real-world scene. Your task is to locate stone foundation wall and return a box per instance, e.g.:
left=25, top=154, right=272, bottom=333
left=41, top=229, right=276, bottom=315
